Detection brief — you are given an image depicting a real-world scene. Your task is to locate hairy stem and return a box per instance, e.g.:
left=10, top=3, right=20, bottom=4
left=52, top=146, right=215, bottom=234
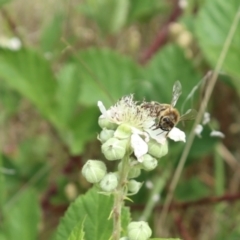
left=112, top=151, right=131, bottom=240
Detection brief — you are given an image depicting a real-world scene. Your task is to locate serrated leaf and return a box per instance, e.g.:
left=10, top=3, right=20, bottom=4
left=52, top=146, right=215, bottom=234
left=127, top=0, right=166, bottom=23
left=56, top=187, right=130, bottom=240
left=63, top=106, right=99, bottom=154
left=67, top=220, right=85, bottom=240
left=79, top=0, right=129, bottom=34
left=195, top=0, right=240, bottom=93
left=40, top=13, right=63, bottom=52
left=138, top=44, right=200, bottom=111
left=76, top=48, right=141, bottom=107
left=56, top=64, right=81, bottom=126
left=3, top=189, right=41, bottom=240
left=0, top=48, right=57, bottom=118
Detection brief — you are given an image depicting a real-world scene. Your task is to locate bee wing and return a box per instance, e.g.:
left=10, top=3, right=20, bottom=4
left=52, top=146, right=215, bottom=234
left=171, top=81, right=182, bottom=107
left=180, top=109, right=197, bottom=121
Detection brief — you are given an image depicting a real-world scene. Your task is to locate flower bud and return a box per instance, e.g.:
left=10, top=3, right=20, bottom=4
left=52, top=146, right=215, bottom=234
left=147, top=139, right=168, bottom=159
left=127, top=180, right=142, bottom=194
left=141, top=154, right=158, bottom=171
left=101, top=138, right=127, bottom=161
left=128, top=167, right=141, bottom=179
left=114, top=124, right=132, bottom=139
left=100, top=172, right=118, bottom=192
left=82, top=160, right=106, bottom=183
left=127, top=221, right=152, bottom=240
left=98, top=129, right=114, bottom=143
left=118, top=162, right=141, bottom=179
left=98, top=116, right=117, bottom=130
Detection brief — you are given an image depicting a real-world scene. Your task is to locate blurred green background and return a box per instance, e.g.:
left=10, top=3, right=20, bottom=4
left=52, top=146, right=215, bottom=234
left=0, top=0, right=240, bottom=239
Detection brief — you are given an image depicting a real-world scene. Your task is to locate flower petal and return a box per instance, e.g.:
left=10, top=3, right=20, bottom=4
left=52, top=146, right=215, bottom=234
left=168, top=127, right=186, bottom=142
left=195, top=124, right=203, bottom=137
left=131, top=133, right=148, bottom=162
left=97, top=101, right=109, bottom=118
left=202, top=112, right=210, bottom=125
left=131, top=127, right=150, bottom=142
left=145, top=128, right=167, bottom=145
left=210, top=130, right=225, bottom=138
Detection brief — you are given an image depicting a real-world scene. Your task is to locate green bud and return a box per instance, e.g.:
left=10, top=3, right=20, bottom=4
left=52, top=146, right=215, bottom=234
left=141, top=154, right=158, bottom=171
left=98, top=116, right=117, bottom=130
left=147, top=139, right=168, bottom=158
left=128, top=167, right=141, bottom=179
left=114, top=124, right=132, bottom=139
left=120, top=237, right=129, bottom=240
left=98, top=129, right=114, bottom=143
left=118, top=162, right=141, bottom=179
left=82, top=160, right=107, bottom=183
left=100, top=172, right=118, bottom=192
left=101, top=138, right=128, bottom=161
left=127, top=180, right=142, bottom=194
left=127, top=221, right=152, bottom=240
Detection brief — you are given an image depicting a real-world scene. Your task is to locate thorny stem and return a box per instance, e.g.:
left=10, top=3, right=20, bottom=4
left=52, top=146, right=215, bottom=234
left=112, top=150, right=131, bottom=240
left=157, top=5, right=240, bottom=232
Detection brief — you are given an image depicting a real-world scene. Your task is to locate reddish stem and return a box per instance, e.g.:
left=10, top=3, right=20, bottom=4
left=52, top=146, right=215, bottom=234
left=139, top=0, right=182, bottom=64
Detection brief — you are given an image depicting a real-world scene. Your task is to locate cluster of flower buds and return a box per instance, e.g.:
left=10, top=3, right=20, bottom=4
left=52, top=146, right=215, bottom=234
left=82, top=95, right=185, bottom=195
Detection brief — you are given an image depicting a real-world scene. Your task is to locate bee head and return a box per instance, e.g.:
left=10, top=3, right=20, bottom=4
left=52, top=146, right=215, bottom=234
left=159, top=109, right=180, bottom=131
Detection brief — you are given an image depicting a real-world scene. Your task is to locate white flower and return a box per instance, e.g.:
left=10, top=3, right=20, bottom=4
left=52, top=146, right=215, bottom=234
left=145, top=180, right=153, bottom=189
left=210, top=130, right=225, bottom=138
left=130, top=134, right=148, bottom=162
left=167, top=127, right=186, bottom=142
left=152, top=194, right=160, bottom=203
left=195, top=124, right=203, bottom=137
left=98, top=95, right=186, bottom=161
left=0, top=37, right=21, bottom=51
left=202, top=112, right=210, bottom=125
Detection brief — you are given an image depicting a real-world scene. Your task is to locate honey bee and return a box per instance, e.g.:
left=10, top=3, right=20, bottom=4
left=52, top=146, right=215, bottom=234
left=141, top=81, right=197, bottom=132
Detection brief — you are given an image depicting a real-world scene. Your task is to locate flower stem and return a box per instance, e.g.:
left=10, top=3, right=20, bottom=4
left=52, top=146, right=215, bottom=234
left=112, top=151, right=131, bottom=240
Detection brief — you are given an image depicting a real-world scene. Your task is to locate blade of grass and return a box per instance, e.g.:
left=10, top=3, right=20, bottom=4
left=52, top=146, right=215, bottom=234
left=157, top=5, right=240, bottom=233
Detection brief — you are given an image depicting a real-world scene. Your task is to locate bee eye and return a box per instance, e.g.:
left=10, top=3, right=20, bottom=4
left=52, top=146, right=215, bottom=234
left=163, top=117, right=170, bottom=123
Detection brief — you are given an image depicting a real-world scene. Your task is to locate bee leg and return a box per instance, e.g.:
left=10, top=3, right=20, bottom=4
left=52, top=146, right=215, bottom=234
left=157, top=131, right=165, bottom=136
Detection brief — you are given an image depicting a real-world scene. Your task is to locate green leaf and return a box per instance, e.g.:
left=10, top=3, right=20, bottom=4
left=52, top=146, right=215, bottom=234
left=75, top=48, right=141, bottom=107
left=3, top=189, right=41, bottom=240
left=63, top=106, right=99, bottom=154
left=0, top=0, right=10, bottom=7
left=127, top=0, right=166, bottom=23
left=138, top=44, right=200, bottom=111
left=79, top=0, right=129, bottom=34
left=40, top=13, right=64, bottom=52
left=189, top=128, right=219, bottom=159
left=67, top=220, right=85, bottom=240
left=56, top=64, right=81, bottom=126
left=195, top=0, right=240, bottom=93
left=0, top=48, right=57, bottom=118
left=56, top=187, right=130, bottom=240
left=0, top=82, right=21, bottom=117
